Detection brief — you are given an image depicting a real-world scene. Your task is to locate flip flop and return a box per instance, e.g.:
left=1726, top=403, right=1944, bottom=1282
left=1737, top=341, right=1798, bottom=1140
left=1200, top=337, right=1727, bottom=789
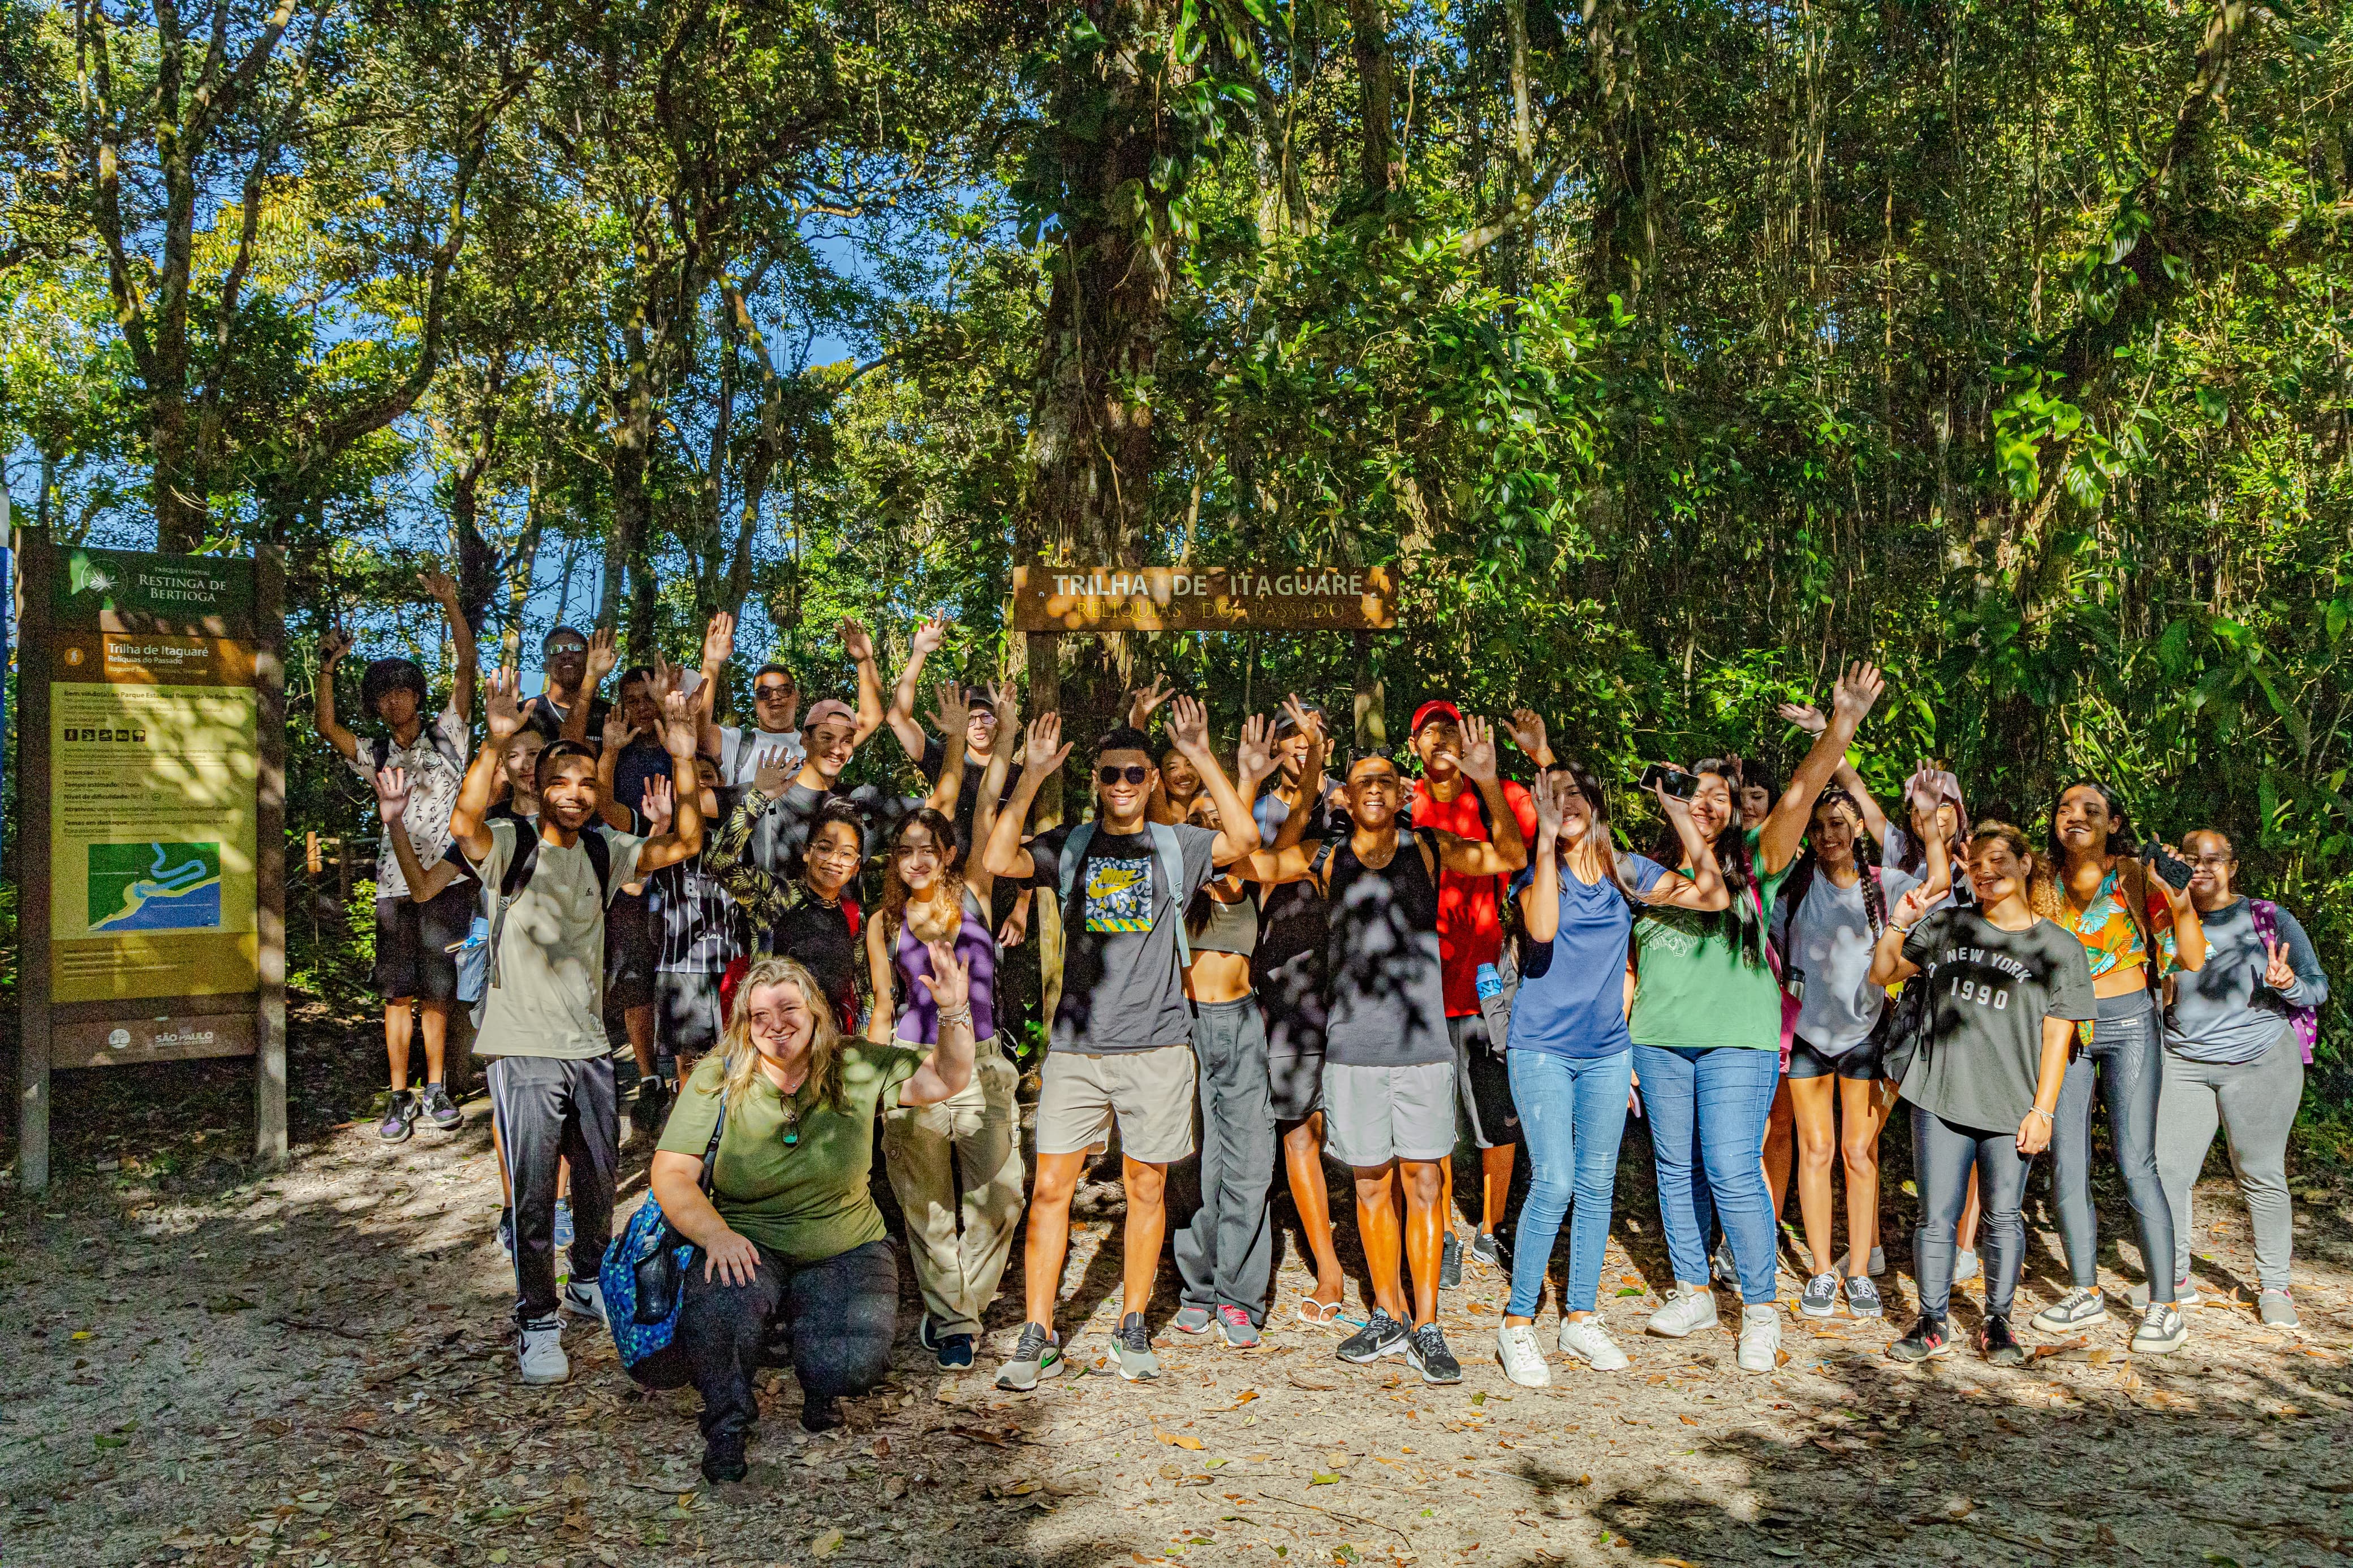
left=1296, top=1297, right=1346, bottom=1326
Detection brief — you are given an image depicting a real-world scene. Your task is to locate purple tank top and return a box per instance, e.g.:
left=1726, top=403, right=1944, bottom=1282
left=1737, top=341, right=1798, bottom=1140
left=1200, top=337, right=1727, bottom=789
left=893, top=892, right=998, bottom=1044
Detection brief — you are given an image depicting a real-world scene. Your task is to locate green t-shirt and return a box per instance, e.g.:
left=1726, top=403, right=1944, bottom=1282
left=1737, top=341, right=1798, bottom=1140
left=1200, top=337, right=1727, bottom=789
left=657, top=1043, right=926, bottom=1266
left=1628, top=831, right=1790, bottom=1051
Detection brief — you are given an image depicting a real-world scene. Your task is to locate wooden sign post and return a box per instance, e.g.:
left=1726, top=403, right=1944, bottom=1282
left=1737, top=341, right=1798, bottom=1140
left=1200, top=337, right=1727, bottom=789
left=13, top=528, right=286, bottom=1193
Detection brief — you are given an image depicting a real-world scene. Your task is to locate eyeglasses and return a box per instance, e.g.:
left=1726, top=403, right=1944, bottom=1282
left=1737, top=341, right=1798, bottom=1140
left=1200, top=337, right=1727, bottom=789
left=1099, top=764, right=1150, bottom=786
left=2192, top=855, right=2233, bottom=869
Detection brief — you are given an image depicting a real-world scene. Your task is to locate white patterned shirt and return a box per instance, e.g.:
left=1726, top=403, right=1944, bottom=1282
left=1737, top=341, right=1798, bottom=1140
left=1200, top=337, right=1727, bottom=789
left=347, top=702, right=471, bottom=900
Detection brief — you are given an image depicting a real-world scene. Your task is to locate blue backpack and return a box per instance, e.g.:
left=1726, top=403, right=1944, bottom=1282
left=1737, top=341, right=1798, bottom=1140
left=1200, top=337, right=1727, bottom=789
left=601, top=1103, right=724, bottom=1381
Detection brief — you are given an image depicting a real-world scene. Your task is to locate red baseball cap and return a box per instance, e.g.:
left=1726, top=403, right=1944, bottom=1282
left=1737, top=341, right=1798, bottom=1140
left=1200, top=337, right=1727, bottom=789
left=1410, top=699, right=1464, bottom=735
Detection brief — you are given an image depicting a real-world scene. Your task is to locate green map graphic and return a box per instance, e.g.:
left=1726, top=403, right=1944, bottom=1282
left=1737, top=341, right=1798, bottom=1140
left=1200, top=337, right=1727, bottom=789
left=88, top=841, right=223, bottom=932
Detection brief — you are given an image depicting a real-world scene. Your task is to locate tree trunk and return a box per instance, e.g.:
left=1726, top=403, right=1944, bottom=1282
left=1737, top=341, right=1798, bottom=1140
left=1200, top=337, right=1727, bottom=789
left=1345, top=0, right=1398, bottom=198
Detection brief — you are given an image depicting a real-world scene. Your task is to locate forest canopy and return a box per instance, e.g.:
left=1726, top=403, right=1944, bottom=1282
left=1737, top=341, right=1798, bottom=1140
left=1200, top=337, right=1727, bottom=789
left=4, top=1, right=2350, bottom=1099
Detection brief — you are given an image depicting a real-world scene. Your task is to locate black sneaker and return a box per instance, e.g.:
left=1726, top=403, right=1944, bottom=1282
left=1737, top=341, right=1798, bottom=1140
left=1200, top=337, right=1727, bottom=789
left=1889, top=1314, right=1953, bottom=1363
left=701, top=1432, right=748, bottom=1483
left=800, top=1396, right=844, bottom=1433
left=420, top=1082, right=463, bottom=1131
left=1468, top=1230, right=1509, bottom=1270
left=1406, top=1321, right=1462, bottom=1384
left=1113, top=1311, right=1161, bottom=1381
left=937, top=1333, right=975, bottom=1370
left=1336, top=1308, right=1411, bottom=1364
left=376, top=1090, right=418, bottom=1143
left=1438, top=1232, right=1463, bottom=1290
left=1980, top=1315, right=2027, bottom=1366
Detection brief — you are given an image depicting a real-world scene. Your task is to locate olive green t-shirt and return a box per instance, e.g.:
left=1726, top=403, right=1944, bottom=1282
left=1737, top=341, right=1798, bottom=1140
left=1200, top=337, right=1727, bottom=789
left=1628, top=831, right=1791, bottom=1051
left=657, top=1043, right=925, bottom=1266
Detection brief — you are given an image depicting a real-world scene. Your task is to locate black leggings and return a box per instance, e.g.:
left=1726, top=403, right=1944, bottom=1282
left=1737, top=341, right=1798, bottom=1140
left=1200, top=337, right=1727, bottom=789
left=648, top=1237, right=898, bottom=1441
left=1912, top=1105, right=2034, bottom=1321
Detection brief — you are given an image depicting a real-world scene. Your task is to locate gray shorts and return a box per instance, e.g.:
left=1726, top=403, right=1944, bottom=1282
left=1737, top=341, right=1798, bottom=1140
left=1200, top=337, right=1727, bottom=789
left=1035, top=1044, right=1198, bottom=1164
left=1320, top=1060, right=1455, bottom=1167
left=1268, top=1048, right=1324, bottom=1122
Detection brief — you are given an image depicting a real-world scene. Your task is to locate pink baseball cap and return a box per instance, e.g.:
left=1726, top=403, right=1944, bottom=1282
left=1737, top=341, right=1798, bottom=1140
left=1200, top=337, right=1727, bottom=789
left=802, top=698, right=856, bottom=731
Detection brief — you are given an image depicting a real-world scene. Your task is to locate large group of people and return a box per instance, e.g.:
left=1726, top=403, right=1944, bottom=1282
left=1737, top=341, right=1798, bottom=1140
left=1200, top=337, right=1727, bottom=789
left=318, top=598, right=2330, bottom=1485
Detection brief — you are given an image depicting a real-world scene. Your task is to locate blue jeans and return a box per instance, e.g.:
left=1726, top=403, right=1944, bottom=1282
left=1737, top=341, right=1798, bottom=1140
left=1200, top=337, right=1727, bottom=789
left=1632, top=1044, right=1780, bottom=1304
left=1506, top=1048, right=1635, bottom=1318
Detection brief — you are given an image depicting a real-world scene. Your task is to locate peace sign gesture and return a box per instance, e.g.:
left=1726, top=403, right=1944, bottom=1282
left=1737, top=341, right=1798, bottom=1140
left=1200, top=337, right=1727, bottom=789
left=2264, top=938, right=2297, bottom=991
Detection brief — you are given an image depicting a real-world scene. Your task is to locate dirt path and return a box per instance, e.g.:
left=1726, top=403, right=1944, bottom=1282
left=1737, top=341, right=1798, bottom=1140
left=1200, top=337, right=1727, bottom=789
left=5, top=1076, right=2352, bottom=1568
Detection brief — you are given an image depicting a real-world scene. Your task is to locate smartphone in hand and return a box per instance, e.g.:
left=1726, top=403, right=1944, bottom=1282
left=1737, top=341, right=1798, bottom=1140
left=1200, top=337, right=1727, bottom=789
left=1640, top=763, right=1701, bottom=800
left=2144, top=844, right=2193, bottom=891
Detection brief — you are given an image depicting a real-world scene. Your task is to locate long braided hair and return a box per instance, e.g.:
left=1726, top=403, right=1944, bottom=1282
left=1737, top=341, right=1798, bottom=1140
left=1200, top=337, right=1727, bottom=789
left=1786, top=788, right=1887, bottom=936
left=1646, top=757, right=1768, bottom=966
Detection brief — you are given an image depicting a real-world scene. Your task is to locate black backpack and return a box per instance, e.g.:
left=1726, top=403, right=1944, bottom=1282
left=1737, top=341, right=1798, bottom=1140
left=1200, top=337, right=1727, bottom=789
left=370, top=725, right=467, bottom=777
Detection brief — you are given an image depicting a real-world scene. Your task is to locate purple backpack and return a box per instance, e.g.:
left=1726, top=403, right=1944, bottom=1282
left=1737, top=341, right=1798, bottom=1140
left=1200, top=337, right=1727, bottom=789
left=2246, top=899, right=2318, bottom=1065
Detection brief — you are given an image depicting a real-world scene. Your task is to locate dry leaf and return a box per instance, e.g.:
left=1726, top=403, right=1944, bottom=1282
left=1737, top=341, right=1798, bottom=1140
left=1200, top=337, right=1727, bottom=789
left=1229, top=1389, right=1260, bottom=1409
left=811, top=1530, right=844, bottom=1557
left=1156, top=1429, right=1204, bottom=1450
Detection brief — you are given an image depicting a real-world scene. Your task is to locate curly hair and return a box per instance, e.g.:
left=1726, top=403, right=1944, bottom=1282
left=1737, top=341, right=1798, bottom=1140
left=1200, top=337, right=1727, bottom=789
left=360, top=657, right=430, bottom=721
left=880, top=808, right=968, bottom=945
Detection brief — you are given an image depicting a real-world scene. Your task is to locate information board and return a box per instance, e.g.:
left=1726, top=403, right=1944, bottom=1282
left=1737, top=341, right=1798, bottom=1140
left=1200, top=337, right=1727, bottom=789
left=48, top=632, right=261, bottom=1001
left=1012, top=564, right=1399, bottom=633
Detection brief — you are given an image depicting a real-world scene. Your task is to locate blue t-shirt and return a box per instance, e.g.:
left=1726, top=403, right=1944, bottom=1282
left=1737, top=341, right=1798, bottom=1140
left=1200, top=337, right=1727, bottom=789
left=1507, top=857, right=1665, bottom=1059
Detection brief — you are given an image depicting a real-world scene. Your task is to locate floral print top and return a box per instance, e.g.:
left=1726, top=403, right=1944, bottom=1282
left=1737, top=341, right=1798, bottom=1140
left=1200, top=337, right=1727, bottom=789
left=2059, top=862, right=2177, bottom=980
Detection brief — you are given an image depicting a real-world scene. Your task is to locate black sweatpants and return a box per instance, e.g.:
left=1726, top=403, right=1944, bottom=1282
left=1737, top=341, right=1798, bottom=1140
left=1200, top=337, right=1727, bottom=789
left=645, top=1237, right=899, bottom=1441
left=488, top=1055, right=619, bottom=1325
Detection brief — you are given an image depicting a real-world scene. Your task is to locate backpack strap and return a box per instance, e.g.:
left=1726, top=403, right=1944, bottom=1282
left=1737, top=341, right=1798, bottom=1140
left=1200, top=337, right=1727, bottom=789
left=1149, top=820, right=1193, bottom=970
left=1055, top=821, right=1097, bottom=914
left=369, top=735, right=390, bottom=774
left=485, top=825, right=615, bottom=997
left=1309, top=836, right=1339, bottom=891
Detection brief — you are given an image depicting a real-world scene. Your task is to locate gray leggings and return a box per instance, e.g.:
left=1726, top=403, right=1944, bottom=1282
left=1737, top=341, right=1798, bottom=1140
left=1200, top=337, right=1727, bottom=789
left=2051, top=991, right=2176, bottom=1303
left=2154, top=1026, right=2303, bottom=1291
left=1912, top=1105, right=2035, bottom=1321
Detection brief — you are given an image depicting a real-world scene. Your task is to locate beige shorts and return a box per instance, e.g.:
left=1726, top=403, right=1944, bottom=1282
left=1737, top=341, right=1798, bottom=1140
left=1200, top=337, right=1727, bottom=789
left=1035, top=1044, right=1198, bottom=1164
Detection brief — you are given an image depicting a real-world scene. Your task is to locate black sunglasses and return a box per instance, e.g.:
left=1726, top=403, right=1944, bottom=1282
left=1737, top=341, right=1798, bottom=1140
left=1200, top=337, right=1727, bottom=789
left=1098, top=764, right=1150, bottom=786
left=754, top=683, right=795, bottom=699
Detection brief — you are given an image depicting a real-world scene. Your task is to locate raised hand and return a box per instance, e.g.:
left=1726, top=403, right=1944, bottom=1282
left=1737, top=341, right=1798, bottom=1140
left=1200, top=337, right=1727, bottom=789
left=839, top=616, right=876, bottom=664
left=1505, top=707, right=1549, bottom=759
left=2264, top=938, right=2297, bottom=990
left=911, top=615, right=949, bottom=656
left=650, top=646, right=678, bottom=696
left=371, top=765, right=413, bottom=824
left=1166, top=694, right=1210, bottom=757
left=660, top=688, right=700, bottom=758
left=1280, top=693, right=1325, bottom=753
left=640, top=773, right=676, bottom=836
left=1830, top=661, right=1885, bottom=726
left=485, top=666, right=524, bottom=740
left=1532, top=768, right=1565, bottom=841
left=989, top=677, right=1019, bottom=728
left=1776, top=700, right=1829, bottom=736
left=1459, top=714, right=1500, bottom=783
left=320, top=625, right=353, bottom=669
left=914, top=938, right=973, bottom=1013
left=1022, top=712, right=1072, bottom=780
left=417, top=568, right=460, bottom=609
left=1890, top=883, right=1937, bottom=929
left=1235, top=712, right=1276, bottom=787
left=701, top=609, right=736, bottom=670
left=602, top=701, right=640, bottom=756
left=585, top=626, right=620, bottom=685
left=1126, top=675, right=1173, bottom=731
left=753, top=746, right=795, bottom=800
left=926, top=680, right=971, bottom=739
left=996, top=899, right=1029, bottom=949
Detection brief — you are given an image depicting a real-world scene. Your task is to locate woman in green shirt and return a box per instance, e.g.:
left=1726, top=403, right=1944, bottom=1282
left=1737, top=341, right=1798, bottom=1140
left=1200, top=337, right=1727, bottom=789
left=647, top=949, right=975, bottom=1483
left=1628, top=663, right=1885, bottom=1373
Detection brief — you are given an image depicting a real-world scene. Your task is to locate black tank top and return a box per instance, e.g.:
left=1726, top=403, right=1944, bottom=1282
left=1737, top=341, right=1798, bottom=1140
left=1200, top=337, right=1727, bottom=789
left=1322, top=830, right=1453, bottom=1068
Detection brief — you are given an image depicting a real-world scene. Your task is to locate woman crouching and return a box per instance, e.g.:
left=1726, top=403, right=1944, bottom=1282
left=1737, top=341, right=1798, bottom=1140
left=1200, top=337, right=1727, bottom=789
left=646, top=950, right=975, bottom=1481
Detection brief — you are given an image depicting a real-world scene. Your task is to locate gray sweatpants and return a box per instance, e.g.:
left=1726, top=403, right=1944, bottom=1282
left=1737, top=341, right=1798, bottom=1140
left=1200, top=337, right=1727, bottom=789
left=488, top=1055, right=619, bottom=1326
left=2154, top=1026, right=2303, bottom=1292
left=1174, top=997, right=1276, bottom=1325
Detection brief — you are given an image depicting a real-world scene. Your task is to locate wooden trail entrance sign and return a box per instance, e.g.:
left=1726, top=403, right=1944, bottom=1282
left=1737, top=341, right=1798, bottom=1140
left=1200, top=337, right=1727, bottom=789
left=13, top=528, right=287, bottom=1193
left=1011, top=564, right=1398, bottom=633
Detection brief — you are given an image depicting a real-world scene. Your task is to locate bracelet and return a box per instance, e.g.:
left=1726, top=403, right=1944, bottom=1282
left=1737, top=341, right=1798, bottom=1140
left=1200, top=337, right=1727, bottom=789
left=2027, top=1107, right=2054, bottom=1124
left=935, top=1007, right=974, bottom=1028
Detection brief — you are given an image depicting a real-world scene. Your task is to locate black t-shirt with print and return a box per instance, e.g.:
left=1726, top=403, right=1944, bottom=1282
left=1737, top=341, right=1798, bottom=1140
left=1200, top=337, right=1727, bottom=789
left=1899, top=908, right=2096, bottom=1130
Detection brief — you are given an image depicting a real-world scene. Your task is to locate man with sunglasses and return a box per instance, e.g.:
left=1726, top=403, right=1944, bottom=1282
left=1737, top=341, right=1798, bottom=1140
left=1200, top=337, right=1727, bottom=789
left=520, top=625, right=617, bottom=742
left=982, top=699, right=1272, bottom=1389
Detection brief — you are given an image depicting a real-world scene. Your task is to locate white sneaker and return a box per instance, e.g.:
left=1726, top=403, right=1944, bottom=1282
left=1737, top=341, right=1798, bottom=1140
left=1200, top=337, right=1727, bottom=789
left=1867, top=1246, right=1886, bottom=1278
left=2131, top=1302, right=2188, bottom=1355
left=1953, top=1249, right=1980, bottom=1284
left=1494, top=1324, right=1551, bottom=1386
left=2030, top=1285, right=2105, bottom=1332
left=1646, top=1284, right=1718, bottom=1338
left=1736, top=1304, right=1782, bottom=1372
left=518, top=1319, right=570, bottom=1384
left=1558, top=1316, right=1630, bottom=1371
left=561, top=1277, right=607, bottom=1325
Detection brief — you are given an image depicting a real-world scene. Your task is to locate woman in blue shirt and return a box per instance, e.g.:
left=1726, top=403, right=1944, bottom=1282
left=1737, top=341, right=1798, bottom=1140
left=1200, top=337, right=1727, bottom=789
left=1493, top=760, right=1730, bottom=1385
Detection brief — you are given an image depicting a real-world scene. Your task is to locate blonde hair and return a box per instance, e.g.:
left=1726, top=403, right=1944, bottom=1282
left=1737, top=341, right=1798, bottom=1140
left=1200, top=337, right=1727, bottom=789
left=707, top=956, right=848, bottom=1117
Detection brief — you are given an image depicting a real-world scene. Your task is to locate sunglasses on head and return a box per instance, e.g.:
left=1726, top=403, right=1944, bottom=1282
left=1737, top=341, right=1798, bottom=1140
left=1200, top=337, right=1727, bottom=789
left=1098, top=764, right=1150, bottom=786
